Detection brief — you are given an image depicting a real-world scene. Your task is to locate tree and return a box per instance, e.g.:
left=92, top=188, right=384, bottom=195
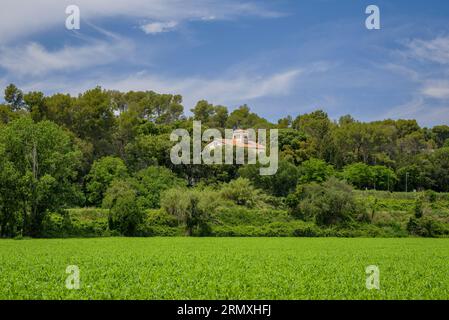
left=23, top=91, right=46, bottom=121
left=0, top=104, right=17, bottom=124
left=333, top=121, right=396, bottom=167
left=124, top=133, right=173, bottom=171
left=397, top=164, right=429, bottom=192
left=397, top=131, right=432, bottom=158
left=226, top=105, right=271, bottom=128
left=427, top=147, right=449, bottom=192
left=0, top=144, right=20, bottom=237
left=210, top=106, right=228, bottom=128
left=292, top=110, right=334, bottom=161
left=341, top=163, right=374, bottom=189
left=103, top=179, right=144, bottom=236
left=191, top=101, right=229, bottom=128
left=220, top=178, right=264, bottom=207
left=371, top=165, right=397, bottom=191
left=191, top=100, right=215, bottom=124
left=432, top=125, right=449, bottom=148
left=112, top=109, right=142, bottom=158
left=0, top=117, right=82, bottom=236
left=298, top=158, right=334, bottom=184
left=133, top=166, right=185, bottom=209
left=4, top=84, right=25, bottom=111
left=287, top=178, right=359, bottom=225
left=395, top=119, right=420, bottom=138
left=444, top=139, right=449, bottom=148
left=278, top=129, right=308, bottom=165
left=239, top=160, right=299, bottom=197
left=161, top=188, right=211, bottom=236
left=277, top=116, right=292, bottom=128
left=44, top=93, right=74, bottom=127
left=71, top=87, right=116, bottom=157
left=130, top=91, right=184, bottom=124
left=86, top=156, right=128, bottom=206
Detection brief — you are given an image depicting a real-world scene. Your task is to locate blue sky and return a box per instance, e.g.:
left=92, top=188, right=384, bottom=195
left=1, top=0, right=449, bottom=126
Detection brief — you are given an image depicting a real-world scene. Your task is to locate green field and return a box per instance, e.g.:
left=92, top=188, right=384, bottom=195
left=0, top=238, right=448, bottom=300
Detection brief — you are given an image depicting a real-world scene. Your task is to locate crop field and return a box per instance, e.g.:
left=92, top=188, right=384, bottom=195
left=0, top=238, right=448, bottom=300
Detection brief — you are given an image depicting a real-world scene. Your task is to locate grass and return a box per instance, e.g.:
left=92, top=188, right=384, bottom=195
left=0, top=237, right=448, bottom=300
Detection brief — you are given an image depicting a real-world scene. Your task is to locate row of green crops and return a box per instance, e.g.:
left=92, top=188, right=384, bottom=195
left=0, top=238, right=448, bottom=299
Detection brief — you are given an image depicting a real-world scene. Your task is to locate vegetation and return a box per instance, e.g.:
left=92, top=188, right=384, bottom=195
left=0, top=84, right=448, bottom=238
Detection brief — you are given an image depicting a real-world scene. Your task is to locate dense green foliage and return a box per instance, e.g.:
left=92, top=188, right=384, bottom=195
left=0, top=84, right=448, bottom=238
left=287, top=178, right=361, bottom=226
left=0, top=238, right=448, bottom=299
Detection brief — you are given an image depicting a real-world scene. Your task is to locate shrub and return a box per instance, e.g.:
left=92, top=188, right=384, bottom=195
left=220, top=178, right=264, bottom=208
left=426, top=190, right=438, bottom=203
left=341, top=163, right=374, bottom=189
left=86, top=157, right=128, bottom=206
left=133, top=166, right=185, bottom=209
left=41, top=209, right=109, bottom=238
left=238, top=160, right=299, bottom=197
left=103, top=179, right=145, bottom=236
left=213, top=206, right=290, bottom=226
left=407, top=216, right=449, bottom=237
left=161, top=188, right=212, bottom=236
left=298, top=158, right=334, bottom=184
left=414, top=198, right=424, bottom=218
left=288, top=178, right=361, bottom=226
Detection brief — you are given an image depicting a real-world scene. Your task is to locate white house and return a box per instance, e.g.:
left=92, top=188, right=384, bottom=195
left=204, top=129, right=266, bottom=153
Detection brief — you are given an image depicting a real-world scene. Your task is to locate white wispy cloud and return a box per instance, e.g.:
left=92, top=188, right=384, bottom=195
left=0, top=0, right=281, bottom=43
left=96, top=68, right=302, bottom=109
left=405, top=36, right=449, bottom=64
left=0, top=38, right=133, bottom=76
left=15, top=68, right=302, bottom=111
left=383, top=96, right=449, bottom=126
left=380, top=36, right=449, bottom=125
left=422, top=80, right=449, bottom=99
left=140, top=21, right=178, bottom=34
left=384, top=97, right=426, bottom=120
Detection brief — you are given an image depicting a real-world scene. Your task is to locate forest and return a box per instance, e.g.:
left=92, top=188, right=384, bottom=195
left=0, top=84, right=448, bottom=238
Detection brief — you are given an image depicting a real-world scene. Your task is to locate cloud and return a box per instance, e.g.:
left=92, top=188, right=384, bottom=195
left=92, top=69, right=302, bottom=109
left=384, top=97, right=426, bottom=120
left=405, top=36, right=449, bottom=64
left=16, top=68, right=302, bottom=112
left=383, top=96, right=449, bottom=127
left=140, top=21, right=178, bottom=34
left=0, top=0, right=281, bottom=43
left=422, top=80, right=449, bottom=99
left=0, top=38, right=133, bottom=76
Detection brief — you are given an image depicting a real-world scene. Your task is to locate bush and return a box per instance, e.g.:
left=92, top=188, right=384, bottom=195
left=292, top=222, right=322, bottom=237
left=298, top=158, right=334, bottom=184
left=103, top=179, right=145, bottom=236
left=414, top=198, right=424, bottom=218
left=41, top=209, right=109, bottom=238
left=288, top=178, right=362, bottom=226
left=86, top=157, right=128, bottom=206
left=133, top=166, right=185, bottom=209
left=341, top=163, right=373, bottom=189
left=342, top=163, right=396, bottom=190
left=213, top=206, right=290, bottom=226
left=161, top=188, right=212, bottom=236
left=426, top=190, right=438, bottom=203
left=407, top=216, right=449, bottom=237
left=238, top=160, right=299, bottom=197
left=220, top=178, right=264, bottom=208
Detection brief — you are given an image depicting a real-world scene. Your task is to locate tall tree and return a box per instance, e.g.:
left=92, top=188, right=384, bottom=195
left=0, top=117, right=82, bottom=236
left=4, top=84, right=25, bottom=111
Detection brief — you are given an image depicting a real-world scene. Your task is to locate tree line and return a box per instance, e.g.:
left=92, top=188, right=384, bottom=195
left=0, top=83, right=448, bottom=237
